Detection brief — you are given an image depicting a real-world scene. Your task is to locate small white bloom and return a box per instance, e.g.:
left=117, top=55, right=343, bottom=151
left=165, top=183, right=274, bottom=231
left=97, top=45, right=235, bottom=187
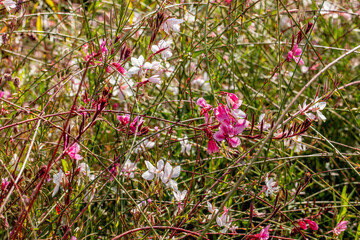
left=147, top=75, right=162, bottom=84
left=161, top=18, right=184, bottom=34
left=180, top=138, right=192, bottom=155
left=264, top=177, right=279, bottom=197
left=134, top=139, right=156, bottom=154
left=173, top=189, right=187, bottom=202
left=284, top=135, right=306, bottom=153
left=142, top=160, right=164, bottom=181
left=127, top=56, right=152, bottom=77
left=258, top=114, right=271, bottom=131
left=160, top=162, right=181, bottom=189
left=52, top=170, right=64, bottom=197
left=79, top=163, right=95, bottom=181
left=121, top=160, right=137, bottom=178
left=151, top=40, right=173, bottom=59
left=3, top=0, right=16, bottom=12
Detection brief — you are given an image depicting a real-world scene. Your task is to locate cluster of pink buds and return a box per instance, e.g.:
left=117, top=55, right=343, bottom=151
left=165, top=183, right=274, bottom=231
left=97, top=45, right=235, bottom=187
left=117, top=114, right=149, bottom=136
left=292, top=218, right=318, bottom=234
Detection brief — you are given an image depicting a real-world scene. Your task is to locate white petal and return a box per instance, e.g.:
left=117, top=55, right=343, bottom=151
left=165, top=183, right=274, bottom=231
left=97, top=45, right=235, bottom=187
left=157, top=160, right=164, bottom=171
left=317, top=111, right=326, bottom=121
left=145, top=161, right=156, bottom=172
left=142, top=171, right=154, bottom=180
left=318, top=102, right=326, bottom=110
left=172, top=166, right=181, bottom=178
left=151, top=45, right=160, bottom=53
left=127, top=67, right=140, bottom=76
left=137, top=55, right=145, bottom=65
left=142, top=62, right=152, bottom=69
left=164, top=162, right=172, bottom=177
left=52, top=184, right=60, bottom=197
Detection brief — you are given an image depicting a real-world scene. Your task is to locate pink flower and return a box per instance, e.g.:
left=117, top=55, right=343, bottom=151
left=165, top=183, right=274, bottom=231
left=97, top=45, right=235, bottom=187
left=109, top=163, right=120, bottom=181
left=298, top=220, right=307, bottom=230
left=287, top=44, right=304, bottom=65
left=0, top=91, right=4, bottom=98
left=258, top=224, right=270, bottom=240
left=1, top=178, right=10, bottom=191
left=213, top=119, right=248, bottom=148
left=226, top=93, right=242, bottom=110
left=117, top=114, right=130, bottom=125
left=111, top=62, right=127, bottom=75
left=130, top=116, right=144, bottom=133
left=304, top=219, right=318, bottom=231
left=207, top=138, right=219, bottom=154
left=197, top=97, right=212, bottom=124
left=66, top=143, right=83, bottom=161
left=333, top=221, right=348, bottom=236
left=214, top=104, right=231, bottom=124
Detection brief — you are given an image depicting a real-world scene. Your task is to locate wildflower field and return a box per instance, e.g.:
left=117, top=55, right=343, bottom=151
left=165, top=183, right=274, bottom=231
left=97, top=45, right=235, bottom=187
left=0, top=0, right=359, bottom=239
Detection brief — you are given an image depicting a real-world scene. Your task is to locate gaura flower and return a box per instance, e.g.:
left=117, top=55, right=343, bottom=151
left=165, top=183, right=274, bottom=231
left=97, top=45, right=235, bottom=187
left=173, top=189, right=187, bottom=202
left=66, top=143, right=83, bottom=161
left=52, top=170, right=64, bottom=197
left=142, top=160, right=164, bottom=181
left=161, top=18, right=184, bottom=34
left=2, top=0, right=16, bottom=12
left=160, top=162, right=181, bottom=190
left=151, top=40, right=173, bottom=59
left=127, top=55, right=152, bottom=77
left=287, top=44, right=304, bottom=65
left=264, top=177, right=279, bottom=197
left=333, top=220, right=348, bottom=236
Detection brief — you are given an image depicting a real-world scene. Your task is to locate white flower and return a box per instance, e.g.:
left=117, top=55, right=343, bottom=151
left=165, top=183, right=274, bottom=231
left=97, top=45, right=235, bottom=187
left=180, top=138, right=192, bottom=155
left=309, top=97, right=327, bottom=121
left=52, top=170, right=64, bottom=197
left=173, top=190, right=187, bottom=202
left=161, top=18, right=184, bottom=34
left=299, top=98, right=327, bottom=121
left=127, top=56, right=152, bottom=77
left=134, top=139, right=156, bottom=154
left=3, top=0, right=16, bottom=12
left=121, top=160, right=137, bottom=178
left=151, top=40, right=173, bottom=59
left=284, top=135, right=306, bottom=153
left=142, top=160, right=164, bottom=181
left=258, top=114, right=271, bottom=131
left=147, top=75, right=162, bottom=84
left=118, top=79, right=134, bottom=101
left=191, top=72, right=211, bottom=92
left=216, top=207, right=231, bottom=233
left=79, top=163, right=95, bottom=181
left=264, top=177, right=279, bottom=197
left=160, top=162, right=181, bottom=189
left=207, top=201, right=218, bottom=215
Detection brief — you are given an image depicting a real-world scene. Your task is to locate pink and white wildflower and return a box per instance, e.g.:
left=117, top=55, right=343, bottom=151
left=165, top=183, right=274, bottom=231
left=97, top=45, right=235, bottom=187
left=127, top=55, right=152, bottom=77
left=2, top=0, right=16, bottom=12
left=160, top=162, right=181, bottom=189
left=161, top=18, right=184, bottom=34
left=66, top=143, right=83, bottom=161
left=142, top=160, right=164, bottom=181
left=287, top=44, right=304, bottom=65
left=151, top=40, right=173, bottom=59
left=333, top=220, right=348, bottom=236
left=52, top=170, right=64, bottom=197
left=121, top=160, right=137, bottom=178
left=264, top=176, right=279, bottom=197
